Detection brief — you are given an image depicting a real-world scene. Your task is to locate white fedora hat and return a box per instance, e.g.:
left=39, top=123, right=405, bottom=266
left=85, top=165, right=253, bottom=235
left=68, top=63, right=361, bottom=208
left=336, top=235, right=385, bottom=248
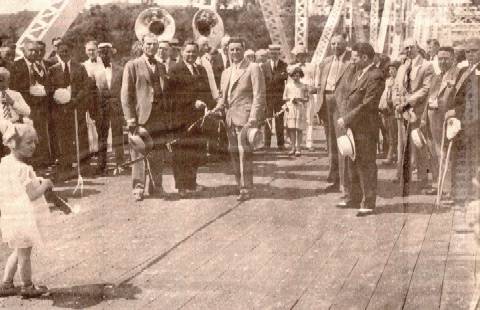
left=240, top=126, right=264, bottom=151
left=411, top=128, right=427, bottom=149
left=446, top=117, right=461, bottom=140
left=337, top=128, right=356, bottom=160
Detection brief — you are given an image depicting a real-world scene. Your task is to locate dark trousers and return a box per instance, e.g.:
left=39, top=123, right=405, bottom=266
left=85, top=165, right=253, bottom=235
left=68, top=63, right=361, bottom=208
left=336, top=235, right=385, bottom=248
left=347, top=132, right=378, bottom=209
left=172, top=134, right=205, bottom=190
left=94, top=108, right=125, bottom=171
left=52, top=104, right=90, bottom=172
left=325, top=93, right=339, bottom=184
left=29, top=98, right=52, bottom=167
left=264, top=99, right=285, bottom=148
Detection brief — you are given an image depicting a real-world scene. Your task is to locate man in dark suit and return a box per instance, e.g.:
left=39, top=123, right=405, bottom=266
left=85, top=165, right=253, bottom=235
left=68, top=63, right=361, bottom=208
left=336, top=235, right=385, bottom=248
left=121, top=33, right=170, bottom=201
left=10, top=40, right=53, bottom=168
left=313, top=33, right=352, bottom=193
left=89, top=42, right=125, bottom=175
left=337, top=42, right=384, bottom=215
left=211, top=37, right=266, bottom=201
left=49, top=40, right=91, bottom=181
left=169, top=40, right=214, bottom=197
left=264, top=44, right=287, bottom=150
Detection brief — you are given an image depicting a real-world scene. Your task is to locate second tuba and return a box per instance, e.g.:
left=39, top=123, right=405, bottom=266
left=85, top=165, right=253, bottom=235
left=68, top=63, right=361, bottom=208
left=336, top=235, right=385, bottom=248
left=135, top=7, right=175, bottom=42
left=192, top=8, right=224, bottom=49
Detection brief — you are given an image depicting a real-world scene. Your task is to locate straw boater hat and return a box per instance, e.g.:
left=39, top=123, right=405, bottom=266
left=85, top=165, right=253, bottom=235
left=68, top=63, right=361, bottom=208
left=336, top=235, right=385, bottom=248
left=291, top=45, right=307, bottom=55
left=336, top=128, right=355, bottom=160
left=446, top=117, right=461, bottom=140
left=411, top=128, right=427, bottom=149
left=128, top=126, right=153, bottom=156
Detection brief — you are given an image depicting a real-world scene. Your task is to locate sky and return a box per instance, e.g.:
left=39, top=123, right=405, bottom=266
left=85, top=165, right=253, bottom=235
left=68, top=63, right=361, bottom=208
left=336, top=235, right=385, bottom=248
left=0, top=0, right=193, bottom=14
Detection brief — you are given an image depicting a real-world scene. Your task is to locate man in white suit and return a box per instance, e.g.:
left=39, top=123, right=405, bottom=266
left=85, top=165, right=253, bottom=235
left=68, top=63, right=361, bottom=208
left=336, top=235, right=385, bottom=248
left=121, top=34, right=170, bottom=201
left=211, top=37, right=266, bottom=201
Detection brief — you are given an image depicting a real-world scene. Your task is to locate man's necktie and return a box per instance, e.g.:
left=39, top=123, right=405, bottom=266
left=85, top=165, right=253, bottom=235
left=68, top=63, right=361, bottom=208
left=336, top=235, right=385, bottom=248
left=405, top=64, right=412, bottom=93
left=1, top=91, right=12, bottom=120
left=64, top=63, right=71, bottom=86
left=193, top=65, right=199, bottom=76
left=103, top=59, right=111, bottom=68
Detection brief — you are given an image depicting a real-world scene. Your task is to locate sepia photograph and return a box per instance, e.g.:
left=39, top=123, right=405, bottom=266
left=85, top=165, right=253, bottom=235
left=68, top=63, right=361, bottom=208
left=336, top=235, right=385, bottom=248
left=0, top=0, right=479, bottom=308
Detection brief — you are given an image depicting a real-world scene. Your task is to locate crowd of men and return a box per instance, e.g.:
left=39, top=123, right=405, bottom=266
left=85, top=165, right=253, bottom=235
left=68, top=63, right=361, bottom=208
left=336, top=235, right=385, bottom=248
left=0, top=32, right=478, bottom=217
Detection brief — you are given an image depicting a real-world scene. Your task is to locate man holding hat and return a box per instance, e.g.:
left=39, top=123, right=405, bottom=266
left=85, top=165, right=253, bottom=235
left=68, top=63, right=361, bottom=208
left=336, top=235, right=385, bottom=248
left=210, top=37, right=266, bottom=201
left=446, top=37, right=480, bottom=228
left=121, top=33, right=170, bottom=201
left=337, top=42, right=384, bottom=215
left=263, top=44, right=287, bottom=150
left=392, top=38, right=434, bottom=190
left=420, top=46, right=463, bottom=195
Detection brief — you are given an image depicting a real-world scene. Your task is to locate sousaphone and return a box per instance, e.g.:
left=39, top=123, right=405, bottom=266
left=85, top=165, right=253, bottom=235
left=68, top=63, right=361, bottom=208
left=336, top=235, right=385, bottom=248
left=192, top=8, right=224, bottom=49
left=135, top=7, right=175, bottom=42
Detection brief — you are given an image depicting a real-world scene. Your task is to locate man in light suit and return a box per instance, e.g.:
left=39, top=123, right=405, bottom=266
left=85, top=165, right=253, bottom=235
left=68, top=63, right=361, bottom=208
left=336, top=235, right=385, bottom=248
left=89, top=42, right=125, bottom=175
left=211, top=37, right=266, bottom=201
left=121, top=33, right=170, bottom=201
left=393, top=38, right=434, bottom=191
left=314, top=33, right=352, bottom=193
left=420, top=46, right=464, bottom=195
left=337, top=42, right=384, bottom=215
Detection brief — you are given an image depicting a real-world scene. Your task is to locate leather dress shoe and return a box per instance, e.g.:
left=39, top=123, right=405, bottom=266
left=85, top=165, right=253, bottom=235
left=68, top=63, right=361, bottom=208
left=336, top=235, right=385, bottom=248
left=237, top=189, right=251, bottom=201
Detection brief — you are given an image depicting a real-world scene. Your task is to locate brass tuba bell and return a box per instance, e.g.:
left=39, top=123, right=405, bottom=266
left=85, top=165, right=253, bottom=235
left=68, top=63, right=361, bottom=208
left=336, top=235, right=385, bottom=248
left=135, top=7, right=175, bottom=42
left=192, top=9, right=224, bottom=49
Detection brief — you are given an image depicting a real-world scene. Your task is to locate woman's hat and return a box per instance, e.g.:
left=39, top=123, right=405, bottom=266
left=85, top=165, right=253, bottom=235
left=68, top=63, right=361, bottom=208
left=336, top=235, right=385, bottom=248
left=446, top=117, right=461, bottom=140
left=128, top=126, right=153, bottom=155
left=337, top=128, right=356, bottom=160
left=411, top=128, right=427, bottom=149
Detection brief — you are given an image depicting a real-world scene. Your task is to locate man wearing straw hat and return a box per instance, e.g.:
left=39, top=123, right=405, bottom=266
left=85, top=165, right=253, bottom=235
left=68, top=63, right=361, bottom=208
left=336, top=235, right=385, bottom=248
left=210, top=37, right=265, bottom=201
left=290, top=45, right=317, bottom=152
left=337, top=42, right=384, bottom=215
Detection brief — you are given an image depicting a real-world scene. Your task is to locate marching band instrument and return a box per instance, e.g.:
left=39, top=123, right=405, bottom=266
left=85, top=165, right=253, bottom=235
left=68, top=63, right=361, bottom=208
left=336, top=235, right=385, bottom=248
left=192, top=8, right=224, bottom=49
left=135, top=7, right=175, bottom=42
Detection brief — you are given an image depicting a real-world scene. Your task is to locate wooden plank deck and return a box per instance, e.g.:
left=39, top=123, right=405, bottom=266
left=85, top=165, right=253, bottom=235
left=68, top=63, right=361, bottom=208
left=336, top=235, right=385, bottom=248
left=0, top=129, right=477, bottom=309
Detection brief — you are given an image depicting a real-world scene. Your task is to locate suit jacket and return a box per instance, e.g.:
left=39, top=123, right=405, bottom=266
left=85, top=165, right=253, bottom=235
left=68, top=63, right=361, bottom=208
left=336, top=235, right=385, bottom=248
left=392, top=55, right=434, bottom=117
left=421, top=66, right=464, bottom=123
left=343, top=65, right=385, bottom=136
left=90, top=62, right=124, bottom=121
left=332, top=64, right=357, bottom=136
left=314, top=51, right=352, bottom=112
left=215, top=59, right=266, bottom=127
left=259, top=62, right=273, bottom=84
left=120, top=55, right=168, bottom=126
left=10, top=58, right=52, bottom=99
left=450, top=64, right=480, bottom=122
left=49, top=60, right=91, bottom=109
left=266, top=59, right=287, bottom=100
left=169, top=60, right=213, bottom=130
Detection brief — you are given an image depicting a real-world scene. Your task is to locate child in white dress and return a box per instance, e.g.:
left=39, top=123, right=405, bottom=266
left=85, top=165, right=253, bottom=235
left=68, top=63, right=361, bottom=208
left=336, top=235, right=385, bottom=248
left=0, top=121, right=50, bottom=298
left=283, top=66, right=308, bottom=156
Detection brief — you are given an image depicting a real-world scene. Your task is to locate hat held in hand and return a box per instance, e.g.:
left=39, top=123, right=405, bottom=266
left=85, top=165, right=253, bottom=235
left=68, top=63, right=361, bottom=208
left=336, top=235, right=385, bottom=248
left=337, top=128, right=355, bottom=160
left=446, top=117, right=461, bottom=140
left=128, top=126, right=153, bottom=156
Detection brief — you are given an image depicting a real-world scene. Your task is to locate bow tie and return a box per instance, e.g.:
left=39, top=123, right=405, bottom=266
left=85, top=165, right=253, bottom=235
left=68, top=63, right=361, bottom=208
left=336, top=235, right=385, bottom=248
left=148, top=57, right=157, bottom=65
left=91, top=59, right=97, bottom=63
